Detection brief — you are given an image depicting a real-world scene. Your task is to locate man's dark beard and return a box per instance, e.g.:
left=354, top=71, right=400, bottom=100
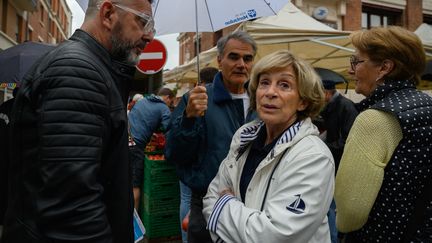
left=110, top=24, right=140, bottom=65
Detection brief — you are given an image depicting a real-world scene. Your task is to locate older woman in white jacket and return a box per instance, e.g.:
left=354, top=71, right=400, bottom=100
left=202, top=50, right=335, bottom=243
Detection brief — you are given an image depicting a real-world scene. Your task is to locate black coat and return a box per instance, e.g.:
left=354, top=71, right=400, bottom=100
left=0, top=108, right=9, bottom=224
left=320, top=93, right=358, bottom=170
left=2, top=30, right=135, bottom=243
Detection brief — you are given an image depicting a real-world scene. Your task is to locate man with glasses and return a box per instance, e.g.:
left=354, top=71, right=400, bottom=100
left=166, top=31, right=257, bottom=243
left=1, top=1, right=154, bottom=242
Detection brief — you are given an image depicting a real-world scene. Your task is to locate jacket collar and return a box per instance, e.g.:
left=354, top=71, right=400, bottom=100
left=356, top=79, right=416, bottom=112
left=70, top=30, right=112, bottom=68
left=212, top=72, right=233, bottom=103
left=146, top=94, right=165, bottom=104
left=322, top=92, right=341, bottom=114
left=70, top=30, right=136, bottom=105
left=238, top=120, right=303, bottom=147
left=211, top=72, right=251, bottom=103
left=236, top=119, right=305, bottom=160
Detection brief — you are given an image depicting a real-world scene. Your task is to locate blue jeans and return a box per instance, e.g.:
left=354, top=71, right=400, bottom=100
left=327, top=199, right=337, bottom=243
left=179, top=181, right=192, bottom=243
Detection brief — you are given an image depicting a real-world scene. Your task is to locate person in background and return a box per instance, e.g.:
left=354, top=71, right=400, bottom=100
left=127, top=93, right=144, bottom=113
left=0, top=87, right=18, bottom=237
left=319, top=80, right=358, bottom=243
left=199, top=66, right=219, bottom=84
left=0, top=87, right=19, bottom=125
left=178, top=66, right=219, bottom=243
left=202, top=50, right=334, bottom=243
left=335, top=26, right=432, bottom=242
left=128, top=87, right=174, bottom=209
left=158, top=87, right=176, bottom=111
left=165, top=31, right=257, bottom=243
left=320, top=80, right=358, bottom=169
left=1, top=0, right=154, bottom=242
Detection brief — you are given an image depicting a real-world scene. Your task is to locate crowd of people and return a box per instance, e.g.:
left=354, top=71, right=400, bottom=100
left=0, top=0, right=431, bottom=243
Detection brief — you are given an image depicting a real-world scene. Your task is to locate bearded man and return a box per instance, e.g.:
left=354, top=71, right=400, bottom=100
left=1, top=1, right=154, bottom=242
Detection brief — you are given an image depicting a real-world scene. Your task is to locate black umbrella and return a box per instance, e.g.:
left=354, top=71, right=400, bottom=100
left=0, top=41, right=56, bottom=85
left=314, top=67, right=348, bottom=93
left=422, top=60, right=432, bottom=81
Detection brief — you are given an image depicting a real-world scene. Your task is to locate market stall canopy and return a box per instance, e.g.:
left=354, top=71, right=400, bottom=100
left=241, top=2, right=353, bottom=72
left=164, top=47, right=217, bottom=83
left=164, top=1, right=353, bottom=83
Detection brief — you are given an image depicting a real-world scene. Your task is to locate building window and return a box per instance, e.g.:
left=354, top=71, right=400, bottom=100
left=2, top=0, right=8, bottom=32
left=321, top=20, right=338, bottom=30
left=425, top=15, right=432, bottom=25
left=48, top=17, right=51, bottom=35
left=15, top=14, right=23, bottom=42
left=27, top=27, right=33, bottom=41
left=40, top=4, right=45, bottom=22
left=361, top=4, right=401, bottom=29
left=213, top=30, right=222, bottom=46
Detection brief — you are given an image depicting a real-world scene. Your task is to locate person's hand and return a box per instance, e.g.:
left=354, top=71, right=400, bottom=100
left=219, top=188, right=234, bottom=197
left=185, top=85, right=207, bottom=117
left=181, top=210, right=190, bottom=232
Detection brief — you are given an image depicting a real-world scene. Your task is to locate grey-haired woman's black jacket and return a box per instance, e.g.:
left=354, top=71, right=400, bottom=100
left=2, top=30, right=135, bottom=243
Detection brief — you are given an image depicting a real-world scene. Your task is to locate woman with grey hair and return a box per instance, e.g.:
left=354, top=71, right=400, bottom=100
left=203, top=50, right=335, bottom=243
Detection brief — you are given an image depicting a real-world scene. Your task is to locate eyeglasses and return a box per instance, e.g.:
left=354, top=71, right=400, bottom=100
left=350, top=55, right=366, bottom=70
left=113, top=3, right=156, bottom=35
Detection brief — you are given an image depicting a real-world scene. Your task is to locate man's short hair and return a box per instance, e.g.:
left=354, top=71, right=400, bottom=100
left=216, top=31, right=257, bottom=57
left=157, top=87, right=174, bottom=98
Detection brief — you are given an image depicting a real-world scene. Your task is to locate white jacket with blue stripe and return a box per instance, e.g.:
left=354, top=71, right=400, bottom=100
left=203, top=118, right=335, bottom=243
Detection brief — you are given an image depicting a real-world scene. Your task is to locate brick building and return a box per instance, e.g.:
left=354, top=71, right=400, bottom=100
left=177, top=0, right=432, bottom=65
left=0, top=0, right=71, bottom=50
left=0, top=0, right=72, bottom=101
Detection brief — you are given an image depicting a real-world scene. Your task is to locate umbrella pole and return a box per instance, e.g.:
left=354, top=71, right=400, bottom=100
left=195, top=0, right=201, bottom=85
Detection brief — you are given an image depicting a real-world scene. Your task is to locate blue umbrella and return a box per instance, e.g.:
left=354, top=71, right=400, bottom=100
left=0, top=41, right=56, bottom=85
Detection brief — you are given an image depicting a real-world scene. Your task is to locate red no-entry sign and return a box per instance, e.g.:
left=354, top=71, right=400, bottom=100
left=136, top=39, right=167, bottom=74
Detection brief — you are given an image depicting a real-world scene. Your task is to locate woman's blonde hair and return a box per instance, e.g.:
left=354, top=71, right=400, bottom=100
left=350, top=26, right=426, bottom=83
left=248, top=50, right=325, bottom=120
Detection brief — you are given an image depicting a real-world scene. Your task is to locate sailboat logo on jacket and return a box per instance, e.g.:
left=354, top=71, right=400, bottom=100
left=286, top=194, right=305, bottom=214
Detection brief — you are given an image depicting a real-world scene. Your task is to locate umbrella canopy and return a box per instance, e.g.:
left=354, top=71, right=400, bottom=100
left=153, top=0, right=288, bottom=36
left=163, top=2, right=352, bottom=84
left=314, top=67, right=347, bottom=84
left=0, top=42, right=56, bottom=85
left=314, top=67, right=348, bottom=93
left=153, top=0, right=287, bottom=83
left=76, top=0, right=287, bottom=83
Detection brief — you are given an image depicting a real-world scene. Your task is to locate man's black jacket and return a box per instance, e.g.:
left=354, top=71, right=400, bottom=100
left=2, top=30, right=135, bottom=243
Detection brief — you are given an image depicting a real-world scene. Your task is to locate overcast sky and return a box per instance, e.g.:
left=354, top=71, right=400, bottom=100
left=65, top=0, right=180, bottom=70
